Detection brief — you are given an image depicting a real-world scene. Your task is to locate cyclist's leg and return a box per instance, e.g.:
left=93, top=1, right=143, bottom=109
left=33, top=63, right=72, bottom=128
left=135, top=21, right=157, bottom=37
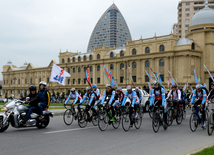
left=129, top=106, right=134, bottom=126
left=91, top=101, right=98, bottom=116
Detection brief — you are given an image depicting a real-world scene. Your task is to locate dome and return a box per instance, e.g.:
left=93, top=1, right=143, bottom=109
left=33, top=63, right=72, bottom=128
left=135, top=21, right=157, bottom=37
left=175, top=38, right=194, bottom=46
left=191, top=5, right=214, bottom=26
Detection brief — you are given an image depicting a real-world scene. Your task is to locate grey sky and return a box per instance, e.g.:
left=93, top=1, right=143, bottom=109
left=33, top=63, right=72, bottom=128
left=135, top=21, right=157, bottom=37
left=0, top=0, right=179, bottom=80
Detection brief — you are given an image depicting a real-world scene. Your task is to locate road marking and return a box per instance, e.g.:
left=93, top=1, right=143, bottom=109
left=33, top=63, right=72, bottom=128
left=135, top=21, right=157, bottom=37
left=44, top=126, right=96, bottom=134
left=185, top=143, right=214, bottom=155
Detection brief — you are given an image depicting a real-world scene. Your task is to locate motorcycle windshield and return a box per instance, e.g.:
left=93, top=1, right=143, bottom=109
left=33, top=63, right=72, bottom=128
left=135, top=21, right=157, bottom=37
left=5, top=100, right=16, bottom=109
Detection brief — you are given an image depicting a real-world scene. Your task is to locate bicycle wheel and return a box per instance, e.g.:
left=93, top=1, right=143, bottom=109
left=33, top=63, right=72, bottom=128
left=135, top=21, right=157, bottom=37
left=176, top=107, right=183, bottom=125
left=92, top=115, right=99, bottom=126
left=122, top=113, right=130, bottom=132
left=189, top=112, right=198, bottom=132
left=207, top=112, right=214, bottom=136
left=77, top=109, right=88, bottom=128
left=182, top=110, right=186, bottom=119
left=167, top=109, right=173, bottom=126
left=149, top=110, right=153, bottom=118
left=152, top=113, right=160, bottom=133
left=98, top=113, right=109, bottom=131
left=134, top=113, right=142, bottom=129
left=63, top=109, right=73, bottom=125
left=112, top=115, right=121, bottom=129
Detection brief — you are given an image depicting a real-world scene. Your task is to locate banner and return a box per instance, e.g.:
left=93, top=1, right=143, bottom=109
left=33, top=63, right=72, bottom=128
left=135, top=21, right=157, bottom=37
left=50, top=64, right=71, bottom=86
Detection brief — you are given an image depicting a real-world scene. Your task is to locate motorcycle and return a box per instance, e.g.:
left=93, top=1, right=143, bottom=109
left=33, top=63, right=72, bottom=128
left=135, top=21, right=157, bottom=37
left=0, top=98, right=53, bottom=132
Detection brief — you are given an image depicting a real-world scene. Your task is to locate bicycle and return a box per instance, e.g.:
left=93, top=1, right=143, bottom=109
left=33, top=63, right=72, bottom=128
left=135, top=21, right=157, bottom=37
left=63, top=104, right=78, bottom=125
left=189, top=104, right=208, bottom=132
left=122, top=104, right=142, bottom=132
left=152, top=105, right=167, bottom=133
left=167, top=100, right=183, bottom=126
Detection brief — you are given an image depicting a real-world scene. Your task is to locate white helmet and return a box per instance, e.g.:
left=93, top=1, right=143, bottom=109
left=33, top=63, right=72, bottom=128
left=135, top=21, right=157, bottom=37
left=135, top=87, right=139, bottom=92
left=153, top=81, right=159, bottom=85
left=86, top=86, right=92, bottom=91
left=39, top=81, right=47, bottom=88
left=105, top=84, right=111, bottom=88
left=196, top=84, right=202, bottom=90
left=70, top=88, right=75, bottom=92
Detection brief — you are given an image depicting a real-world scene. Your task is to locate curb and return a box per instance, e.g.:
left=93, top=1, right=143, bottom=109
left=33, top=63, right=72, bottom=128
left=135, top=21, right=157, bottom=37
left=185, top=143, right=214, bottom=155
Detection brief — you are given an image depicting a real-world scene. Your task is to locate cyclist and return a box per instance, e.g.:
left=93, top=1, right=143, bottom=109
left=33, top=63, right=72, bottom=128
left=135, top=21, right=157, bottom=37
left=179, top=87, right=186, bottom=112
left=101, top=84, right=116, bottom=122
left=64, top=88, right=82, bottom=117
left=92, top=84, right=102, bottom=108
left=149, top=81, right=167, bottom=127
left=166, top=85, right=181, bottom=111
left=189, top=84, right=207, bottom=129
left=112, top=88, right=124, bottom=116
left=121, top=85, right=140, bottom=127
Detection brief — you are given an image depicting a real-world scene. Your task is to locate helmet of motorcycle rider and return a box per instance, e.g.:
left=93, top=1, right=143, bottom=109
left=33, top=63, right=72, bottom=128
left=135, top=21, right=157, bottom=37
left=105, top=84, right=111, bottom=88
left=70, top=88, right=75, bottom=92
left=39, top=81, right=47, bottom=89
left=92, top=84, right=97, bottom=88
left=86, top=86, right=92, bottom=91
left=196, top=84, right=202, bottom=90
left=29, top=85, right=36, bottom=91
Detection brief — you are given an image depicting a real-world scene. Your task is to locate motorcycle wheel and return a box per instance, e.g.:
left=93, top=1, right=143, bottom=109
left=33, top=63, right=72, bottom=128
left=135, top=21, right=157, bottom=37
left=36, top=115, right=50, bottom=129
left=0, top=123, right=9, bottom=132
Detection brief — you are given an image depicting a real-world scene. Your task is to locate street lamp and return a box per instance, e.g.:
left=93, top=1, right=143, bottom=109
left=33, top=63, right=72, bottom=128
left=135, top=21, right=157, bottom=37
left=122, top=61, right=130, bottom=87
left=13, top=77, right=16, bottom=98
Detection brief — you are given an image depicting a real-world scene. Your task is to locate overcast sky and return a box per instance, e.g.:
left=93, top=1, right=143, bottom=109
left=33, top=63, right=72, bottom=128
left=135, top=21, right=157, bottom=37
left=0, top=0, right=179, bottom=80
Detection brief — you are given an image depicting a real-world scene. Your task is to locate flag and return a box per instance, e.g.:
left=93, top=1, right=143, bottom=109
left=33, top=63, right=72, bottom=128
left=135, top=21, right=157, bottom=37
left=85, top=67, right=91, bottom=86
left=183, top=84, right=186, bottom=92
left=110, top=71, right=115, bottom=87
left=194, top=70, right=198, bottom=84
left=204, top=83, right=206, bottom=88
left=190, top=86, right=194, bottom=93
left=204, top=65, right=214, bottom=82
left=50, top=63, right=71, bottom=86
left=168, top=70, right=178, bottom=86
left=159, top=73, right=162, bottom=85
left=167, top=79, right=170, bottom=89
left=145, top=70, right=154, bottom=83
left=171, top=79, right=175, bottom=86
left=198, top=78, right=201, bottom=85
left=104, top=66, right=112, bottom=86
left=129, top=73, right=135, bottom=87
left=148, top=82, right=152, bottom=91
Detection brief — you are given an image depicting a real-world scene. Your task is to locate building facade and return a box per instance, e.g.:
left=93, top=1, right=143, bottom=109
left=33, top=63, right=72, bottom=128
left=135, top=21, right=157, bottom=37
left=173, top=0, right=214, bottom=38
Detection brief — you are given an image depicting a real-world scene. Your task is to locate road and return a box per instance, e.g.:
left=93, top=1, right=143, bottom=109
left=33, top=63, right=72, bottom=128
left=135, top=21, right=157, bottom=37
left=0, top=109, right=213, bottom=155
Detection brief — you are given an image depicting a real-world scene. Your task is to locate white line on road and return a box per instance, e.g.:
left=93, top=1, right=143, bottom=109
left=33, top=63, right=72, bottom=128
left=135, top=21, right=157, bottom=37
left=44, top=126, right=96, bottom=134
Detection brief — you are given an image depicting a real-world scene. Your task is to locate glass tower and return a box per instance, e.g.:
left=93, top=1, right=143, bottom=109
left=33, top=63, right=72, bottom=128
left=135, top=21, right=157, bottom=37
left=87, top=3, right=132, bottom=53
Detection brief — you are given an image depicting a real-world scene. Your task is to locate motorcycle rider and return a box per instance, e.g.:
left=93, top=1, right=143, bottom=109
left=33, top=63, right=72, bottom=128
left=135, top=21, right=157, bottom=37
left=20, top=85, right=39, bottom=124
left=38, top=81, right=50, bottom=119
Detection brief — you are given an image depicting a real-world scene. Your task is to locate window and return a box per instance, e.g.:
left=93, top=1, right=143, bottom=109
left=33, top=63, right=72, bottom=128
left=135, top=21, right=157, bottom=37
left=39, top=78, right=41, bottom=82
left=90, top=78, right=93, bottom=84
left=120, top=63, right=124, bottom=69
left=160, top=74, right=164, bottom=82
left=73, top=57, right=75, bottom=62
left=97, top=54, right=100, bottom=59
left=11, top=80, right=12, bottom=84
left=185, top=24, right=189, bottom=28
left=185, top=8, right=190, bottom=11
left=159, top=59, right=164, bottom=66
left=120, top=77, right=124, bottom=83
left=62, top=59, right=65, bottom=63
left=159, top=45, right=165, bottom=52
left=110, top=52, right=114, bottom=58
left=68, top=79, right=70, bottom=85
left=73, top=79, right=75, bottom=84
left=47, top=78, right=49, bottom=83
left=68, top=58, right=70, bottom=63
left=78, top=57, right=81, bottom=62
left=78, top=67, right=81, bottom=72
left=78, top=79, right=81, bottom=84
left=145, top=47, right=150, bottom=53
left=185, top=30, right=189, bottom=33
left=132, top=62, right=136, bottom=68
left=185, top=19, right=189, bottom=22
left=84, top=78, right=86, bottom=84
left=73, top=68, right=75, bottom=73
left=18, top=79, right=20, bottom=84
left=110, top=64, right=114, bottom=70
left=30, top=78, right=32, bottom=84
left=68, top=68, right=70, bottom=73
left=132, top=76, right=136, bottom=82
left=25, top=79, right=27, bottom=84
left=89, top=55, right=93, bottom=60
left=84, top=67, right=87, bottom=72
left=186, top=13, right=190, bottom=17
left=84, top=56, right=87, bottom=61
left=4, top=80, right=5, bottom=85
left=90, top=66, right=93, bottom=72
left=97, top=65, right=100, bottom=71
left=97, top=78, right=100, bottom=84
left=191, top=43, right=195, bottom=50
left=145, top=60, right=150, bottom=67
left=120, top=51, right=124, bottom=57
left=145, top=75, right=149, bottom=82
left=132, top=48, right=137, bottom=55
left=186, top=2, right=190, bottom=6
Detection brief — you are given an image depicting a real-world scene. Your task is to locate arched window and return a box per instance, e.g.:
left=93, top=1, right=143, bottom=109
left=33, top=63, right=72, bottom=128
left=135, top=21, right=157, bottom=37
left=90, top=66, right=93, bottom=72
left=89, top=55, right=93, bottom=60
left=145, top=47, right=150, bottom=53
left=159, top=45, right=165, bottom=52
left=73, top=68, right=75, bottom=73
left=132, top=48, right=137, bottom=55
left=72, top=57, right=75, bottom=62
left=62, top=59, right=65, bottom=64
left=132, top=62, right=136, bottom=68
left=145, top=60, right=150, bottom=67
left=68, top=58, right=70, bottom=63
left=78, top=57, right=81, bottom=62
left=110, top=64, right=114, bottom=70
left=120, top=63, right=124, bottom=70
left=78, top=67, right=81, bottom=72
left=84, top=56, right=87, bottom=61
left=97, top=54, right=100, bottom=59
left=110, top=52, right=114, bottom=58
left=97, top=65, right=100, bottom=71
left=159, top=59, right=164, bottom=66
left=191, top=43, right=195, bottom=50
left=120, top=51, right=124, bottom=57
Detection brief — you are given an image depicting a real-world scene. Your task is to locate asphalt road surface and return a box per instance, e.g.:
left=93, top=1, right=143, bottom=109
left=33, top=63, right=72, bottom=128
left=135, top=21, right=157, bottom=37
left=0, top=109, right=213, bottom=155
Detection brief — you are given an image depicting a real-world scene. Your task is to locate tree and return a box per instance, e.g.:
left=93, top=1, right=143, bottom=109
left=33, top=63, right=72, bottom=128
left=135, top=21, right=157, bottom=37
left=56, top=92, right=60, bottom=98
left=66, top=90, right=70, bottom=96
left=52, top=92, right=56, bottom=98
left=62, top=92, right=65, bottom=99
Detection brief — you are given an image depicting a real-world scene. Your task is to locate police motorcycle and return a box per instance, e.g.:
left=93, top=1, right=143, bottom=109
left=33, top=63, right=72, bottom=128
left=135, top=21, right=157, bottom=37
left=0, top=98, right=53, bottom=132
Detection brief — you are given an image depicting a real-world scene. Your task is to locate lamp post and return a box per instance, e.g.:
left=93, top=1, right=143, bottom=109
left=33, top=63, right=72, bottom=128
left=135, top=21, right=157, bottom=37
left=122, top=61, right=130, bottom=87
left=13, top=77, right=16, bottom=98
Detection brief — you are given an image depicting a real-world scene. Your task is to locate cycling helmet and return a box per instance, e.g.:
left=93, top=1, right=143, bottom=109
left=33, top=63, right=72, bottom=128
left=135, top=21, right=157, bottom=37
left=39, top=81, right=47, bottom=88
left=211, top=82, right=214, bottom=86
left=105, top=84, right=111, bottom=88
left=167, top=89, right=170, bottom=92
left=86, top=86, right=92, bottom=91
left=116, top=89, right=121, bottom=92
left=92, top=84, right=97, bottom=88
left=153, top=81, right=159, bottom=85
left=135, top=87, right=139, bottom=92
left=196, top=84, right=202, bottom=90
left=29, top=85, right=36, bottom=91
left=171, top=85, right=177, bottom=89
left=126, top=85, right=132, bottom=90
left=70, top=88, right=75, bottom=92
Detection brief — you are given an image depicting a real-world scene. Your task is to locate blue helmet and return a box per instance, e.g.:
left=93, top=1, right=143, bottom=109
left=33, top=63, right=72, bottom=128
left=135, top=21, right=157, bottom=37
left=92, top=84, right=97, bottom=88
